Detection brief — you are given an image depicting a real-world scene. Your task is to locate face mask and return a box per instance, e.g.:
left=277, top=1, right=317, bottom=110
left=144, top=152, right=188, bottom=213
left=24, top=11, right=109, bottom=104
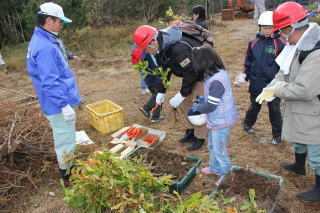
left=50, top=31, right=59, bottom=36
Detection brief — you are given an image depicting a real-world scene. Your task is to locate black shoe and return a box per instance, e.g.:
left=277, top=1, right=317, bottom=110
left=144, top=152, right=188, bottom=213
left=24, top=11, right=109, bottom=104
left=59, top=166, right=75, bottom=187
left=187, top=137, right=204, bottom=151
left=179, top=129, right=194, bottom=143
left=139, top=107, right=150, bottom=118
left=271, top=136, right=281, bottom=145
left=297, top=174, right=320, bottom=202
left=281, top=153, right=307, bottom=175
left=242, top=121, right=254, bottom=133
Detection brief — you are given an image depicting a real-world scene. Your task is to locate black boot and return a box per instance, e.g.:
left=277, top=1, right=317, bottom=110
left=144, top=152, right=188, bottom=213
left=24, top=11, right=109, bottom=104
left=281, top=152, right=307, bottom=175
left=187, top=137, right=204, bottom=151
left=59, top=168, right=72, bottom=187
left=179, top=129, right=194, bottom=143
left=297, top=174, right=320, bottom=202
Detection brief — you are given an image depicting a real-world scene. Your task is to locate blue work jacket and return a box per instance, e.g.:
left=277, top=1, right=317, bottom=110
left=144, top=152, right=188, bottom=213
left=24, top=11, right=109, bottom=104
left=26, top=27, right=82, bottom=116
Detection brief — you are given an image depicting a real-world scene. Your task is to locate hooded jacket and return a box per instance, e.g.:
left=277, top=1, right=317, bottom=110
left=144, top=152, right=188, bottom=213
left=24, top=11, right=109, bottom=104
left=243, top=32, right=285, bottom=94
left=155, top=25, right=203, bottom=97
left=26, top=27, right=82, bottom=116
left=269, top=23, right=320, bottom=145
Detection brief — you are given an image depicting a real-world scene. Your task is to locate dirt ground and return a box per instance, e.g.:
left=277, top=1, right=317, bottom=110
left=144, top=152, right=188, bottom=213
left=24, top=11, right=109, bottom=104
left=1, top=18, right=320, bottom=212
left=217, top=169, right=280, bottom=211
left=131, top=148, right=195, bottom=182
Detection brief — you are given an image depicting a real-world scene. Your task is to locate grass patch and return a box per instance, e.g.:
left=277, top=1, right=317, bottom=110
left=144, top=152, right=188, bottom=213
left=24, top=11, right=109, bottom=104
left=1, top=42, right=28, bottom=73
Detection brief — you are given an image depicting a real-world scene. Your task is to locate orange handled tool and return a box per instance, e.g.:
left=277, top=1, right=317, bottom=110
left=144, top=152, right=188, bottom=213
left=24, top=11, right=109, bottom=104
left=149, top=104, right=160, bottom=121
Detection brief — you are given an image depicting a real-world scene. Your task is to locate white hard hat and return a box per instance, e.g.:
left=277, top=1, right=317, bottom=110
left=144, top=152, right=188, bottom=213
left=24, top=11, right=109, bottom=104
left=258, top=11, right=273, bottom=26
left=39, top=2, right=72, bottom=23
left=187, top=114, right=207, bottom=126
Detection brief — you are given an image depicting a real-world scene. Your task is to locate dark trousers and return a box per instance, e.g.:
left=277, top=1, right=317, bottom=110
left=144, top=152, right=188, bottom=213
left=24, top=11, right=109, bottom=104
left=244, top=93, right=282, bottom=138
left=143, top=86, right=161, bottom=119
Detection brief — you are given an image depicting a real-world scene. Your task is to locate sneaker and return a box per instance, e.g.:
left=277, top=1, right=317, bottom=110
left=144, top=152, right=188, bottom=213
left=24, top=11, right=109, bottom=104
left=139, top=107, right=150, bottom=118
left=141, top=88, right=150, bottom=94
left=242, top=121, right=254, bottom=133
left=201, top=167, right=220, bottom=175
left=150, top=115, right=166, bottom=123
left=271, top=137, right=281, bottom=145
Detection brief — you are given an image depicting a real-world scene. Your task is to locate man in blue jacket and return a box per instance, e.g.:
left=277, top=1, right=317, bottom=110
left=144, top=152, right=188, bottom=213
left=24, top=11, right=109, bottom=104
left=26, top=2, right=82, bottom=185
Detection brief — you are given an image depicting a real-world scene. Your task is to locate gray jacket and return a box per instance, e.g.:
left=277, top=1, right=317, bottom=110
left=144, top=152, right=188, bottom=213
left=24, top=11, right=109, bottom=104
left=270, top=23, right=320, bottom=145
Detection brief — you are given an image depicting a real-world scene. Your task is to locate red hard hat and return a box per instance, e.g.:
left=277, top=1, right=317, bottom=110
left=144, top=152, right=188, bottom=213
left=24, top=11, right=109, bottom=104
left=171, top=20, right=180, bottom=25
left=133, top=25, right=157, bottom=51
left=273, top=2, right=308, bottom=32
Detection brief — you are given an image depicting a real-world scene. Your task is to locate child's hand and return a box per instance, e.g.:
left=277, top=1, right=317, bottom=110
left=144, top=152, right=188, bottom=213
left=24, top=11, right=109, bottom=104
left=234, top=73, right=246, bottom=85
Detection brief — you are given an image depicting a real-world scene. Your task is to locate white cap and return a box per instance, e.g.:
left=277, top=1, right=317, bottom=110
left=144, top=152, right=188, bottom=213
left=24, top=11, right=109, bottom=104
left=258, top=11, right=273, bottom=26
left=39, top=2, right=72, bottom=23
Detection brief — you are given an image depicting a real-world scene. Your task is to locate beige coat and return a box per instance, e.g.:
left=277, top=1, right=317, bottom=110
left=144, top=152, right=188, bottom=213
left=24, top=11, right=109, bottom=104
left=270, top=23, right=320, bottom=145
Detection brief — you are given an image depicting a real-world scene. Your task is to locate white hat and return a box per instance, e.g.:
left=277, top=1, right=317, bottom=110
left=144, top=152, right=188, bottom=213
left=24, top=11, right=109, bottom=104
left=187, top=113, right=207, bottom=126
left=258, top=11, right=273, bottom=26
left=39, top=2, right=72, bottom=23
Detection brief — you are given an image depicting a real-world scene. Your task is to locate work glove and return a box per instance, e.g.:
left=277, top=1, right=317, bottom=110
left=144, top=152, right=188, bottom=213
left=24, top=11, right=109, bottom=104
left=62, top=104, right=76, bottom=122
left=256, top=87, right=276, bottom=104
left=169, top=92, right=185, bottom=108
left=156, top=93, right=165, bottom=104
left=234, top=73, right=246, bottom=85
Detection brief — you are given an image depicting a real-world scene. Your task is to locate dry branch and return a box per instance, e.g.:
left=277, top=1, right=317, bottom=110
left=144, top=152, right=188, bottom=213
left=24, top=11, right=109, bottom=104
left=0, top=101, right=55, bottom=209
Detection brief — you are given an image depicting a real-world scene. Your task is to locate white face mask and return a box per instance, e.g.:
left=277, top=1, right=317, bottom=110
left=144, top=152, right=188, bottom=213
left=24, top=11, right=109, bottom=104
left=50, top=31, right=59, bottom=36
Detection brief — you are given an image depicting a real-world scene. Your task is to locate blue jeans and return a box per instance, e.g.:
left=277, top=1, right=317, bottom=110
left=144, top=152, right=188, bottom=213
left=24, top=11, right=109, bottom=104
left=208, top=127, right=232, bottom=176
left=46, top=113, right=76, bottom=170
left=293, top=143, right=320, bottom=175
left=139, top=70, right=147, bottom=90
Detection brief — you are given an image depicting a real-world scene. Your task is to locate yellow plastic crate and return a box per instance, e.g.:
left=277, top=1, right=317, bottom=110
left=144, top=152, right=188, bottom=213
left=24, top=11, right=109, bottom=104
left=86, top=100, right=124, bottom=134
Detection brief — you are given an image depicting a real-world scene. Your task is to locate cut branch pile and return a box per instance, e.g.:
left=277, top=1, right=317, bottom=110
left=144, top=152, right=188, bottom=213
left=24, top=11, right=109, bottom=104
left=0, top=101, right=55, bottom=209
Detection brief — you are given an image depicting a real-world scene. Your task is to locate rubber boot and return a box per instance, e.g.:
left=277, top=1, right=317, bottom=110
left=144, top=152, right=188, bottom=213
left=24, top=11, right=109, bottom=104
left=281, top=153, right=307, bottom=175
left=179, top=129, right=194, bottom=143
left=297, top=174, right=320, bottom=202
left=187, top=137, right=204, bottom=151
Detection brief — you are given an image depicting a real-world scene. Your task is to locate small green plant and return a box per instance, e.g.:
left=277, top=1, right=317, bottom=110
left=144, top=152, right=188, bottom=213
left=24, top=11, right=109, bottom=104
left=240, top=189, right=267, bottom=213
left=165, top=6, right=182, bottom=23
left=134, top=60, right=171, bottom=89
left=214, top=191, right=236, bottom=205
left=63, top=148, right=240, bottom=212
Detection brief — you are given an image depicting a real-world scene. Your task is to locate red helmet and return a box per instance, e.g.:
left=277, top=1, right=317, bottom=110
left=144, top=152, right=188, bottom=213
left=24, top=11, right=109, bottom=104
left=133, top=25, right=157, bottom=51
left=273, top=2, right=308, bottom=31
left=171, top=20, right=180, bottom=25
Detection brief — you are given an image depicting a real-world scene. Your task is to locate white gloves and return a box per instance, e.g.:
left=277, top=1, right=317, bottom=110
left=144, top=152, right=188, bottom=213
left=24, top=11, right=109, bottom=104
left=234, top=73, right=246, bottom=85
left=169, top=92, right=185, bottom=108
left=256, top=87, right=276, bottom=104
left=156, top=93, right=165, bottom=104
left=62, top=104, right=76, bottom=122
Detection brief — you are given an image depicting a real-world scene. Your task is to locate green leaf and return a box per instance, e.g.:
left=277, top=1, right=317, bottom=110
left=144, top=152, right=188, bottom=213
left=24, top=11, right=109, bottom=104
left=249, top=189, right=257, bottom=208
left=240, top=200, right=251, bottom=211
left=223, top=197, right=236, bottom=205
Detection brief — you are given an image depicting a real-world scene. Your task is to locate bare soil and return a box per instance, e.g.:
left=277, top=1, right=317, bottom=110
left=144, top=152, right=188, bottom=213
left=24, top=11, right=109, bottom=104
left=217, top=169, right=280, bottom=211
left=131, top=148, right=195, bottom=181
left=1, top=18, right=320, bottom=212
left=181, top=172, right=220, bottom=199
